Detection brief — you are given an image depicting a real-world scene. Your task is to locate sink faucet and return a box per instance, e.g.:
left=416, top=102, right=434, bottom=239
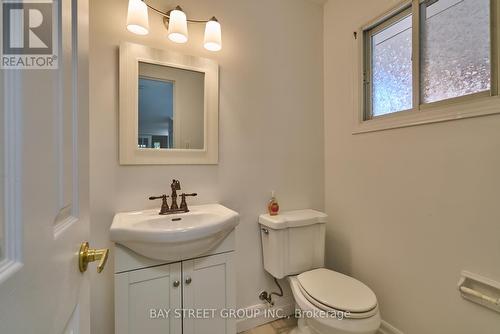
left=170, top=179, right=181, bottom=210
left=149, top=179, right=197, bottom=215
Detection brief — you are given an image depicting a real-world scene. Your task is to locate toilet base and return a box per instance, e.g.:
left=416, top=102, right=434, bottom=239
left=289, top=318, right=314, bottom=334
left=289, top=327, right=311, bottom=334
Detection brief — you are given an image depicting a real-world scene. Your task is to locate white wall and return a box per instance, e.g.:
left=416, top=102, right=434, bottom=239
left=89, top=0, right=324, bottom=333
left=324, top=1, right=500, bottom=333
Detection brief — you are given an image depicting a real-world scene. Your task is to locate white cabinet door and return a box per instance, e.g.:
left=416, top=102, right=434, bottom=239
left=115, top=262, right=182, bottom=334
left=183, top=252, right=236, bottom=334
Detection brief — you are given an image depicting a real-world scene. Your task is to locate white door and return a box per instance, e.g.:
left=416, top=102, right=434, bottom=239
left=0, top=1, right=94, bottom=333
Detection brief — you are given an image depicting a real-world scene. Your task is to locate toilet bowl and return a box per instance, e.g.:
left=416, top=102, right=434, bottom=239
left=259, top=210, right=381, bottom=334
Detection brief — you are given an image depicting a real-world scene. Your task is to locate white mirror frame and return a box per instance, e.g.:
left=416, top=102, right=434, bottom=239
left=119, top=42, right=219, bottom=165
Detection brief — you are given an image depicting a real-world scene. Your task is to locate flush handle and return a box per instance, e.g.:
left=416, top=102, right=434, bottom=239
left=79, top=242, right=109, bottom=273
left=185, top=276, right=192, bottom=285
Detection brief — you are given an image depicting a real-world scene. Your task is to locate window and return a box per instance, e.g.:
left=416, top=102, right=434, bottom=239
left=420, top=0, right=491, bottom=103
left=368, top=9, right=413, bottom=116
left=361, top=0, right=497, bottom=126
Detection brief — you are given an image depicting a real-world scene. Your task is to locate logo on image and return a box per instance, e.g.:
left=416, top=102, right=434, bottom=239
left=2, top=0, right=58, bottom=69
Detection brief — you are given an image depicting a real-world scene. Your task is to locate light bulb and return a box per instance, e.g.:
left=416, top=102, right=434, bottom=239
left=204, top=17, right=222, bottom=51
left=168, top=7, right=188, bottom=43
left=126, top=0, right=149, bottom=35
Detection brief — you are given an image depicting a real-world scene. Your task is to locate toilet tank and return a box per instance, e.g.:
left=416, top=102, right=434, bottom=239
left=259, top=209, right=327, bottom=279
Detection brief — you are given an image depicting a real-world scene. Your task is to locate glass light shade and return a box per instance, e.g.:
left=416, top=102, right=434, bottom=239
left=204, top=19, right=222, bottom=51
left=168, top=9, right=188, bottom=43
left=126, top=0, right=149, bottom=35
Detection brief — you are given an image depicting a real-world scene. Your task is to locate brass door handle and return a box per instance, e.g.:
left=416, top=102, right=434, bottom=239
left=79, top=242, right=109, bottom=273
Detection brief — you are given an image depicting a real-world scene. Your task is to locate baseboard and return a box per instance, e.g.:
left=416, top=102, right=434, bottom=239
left=378, top=320, right=404, bottom=334
left=236, top=299, right=295, bottom=333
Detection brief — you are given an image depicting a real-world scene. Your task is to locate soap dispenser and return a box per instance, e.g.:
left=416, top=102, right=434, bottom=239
left=268, top=191, right=280, bottom=216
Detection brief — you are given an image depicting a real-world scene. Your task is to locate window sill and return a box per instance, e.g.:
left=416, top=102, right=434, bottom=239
left=352, top=95, right=500, bottom=134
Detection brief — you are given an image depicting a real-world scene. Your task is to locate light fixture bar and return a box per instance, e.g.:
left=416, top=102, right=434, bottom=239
left=143, top=3, right=212, bottom=24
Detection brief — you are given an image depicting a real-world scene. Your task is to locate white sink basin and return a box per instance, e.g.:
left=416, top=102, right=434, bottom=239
left=110, top=204, right=239, bottom=261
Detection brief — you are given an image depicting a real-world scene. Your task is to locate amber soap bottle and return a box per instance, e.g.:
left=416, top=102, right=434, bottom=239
left=268, top=191, right=280, bottom=216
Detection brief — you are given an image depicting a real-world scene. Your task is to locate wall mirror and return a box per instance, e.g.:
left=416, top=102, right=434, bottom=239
left=119, top=42, right=219, bottom=164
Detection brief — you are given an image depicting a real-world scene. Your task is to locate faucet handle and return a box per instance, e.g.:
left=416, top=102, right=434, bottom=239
left=179, top=193, right=197, bottom=211
left=171, top=179, right=181, bottom=190
left=149, top=195, right=168, bottom=200
left=149, top=194, right=169, bottom=214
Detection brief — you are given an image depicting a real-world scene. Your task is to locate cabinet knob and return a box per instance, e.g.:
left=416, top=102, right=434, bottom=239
left=185, top=277, right=192, bottom=285
left=173, top=280, right=180, bottom=287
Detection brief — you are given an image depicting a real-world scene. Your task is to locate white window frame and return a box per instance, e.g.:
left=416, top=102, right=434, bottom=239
left=353, top=0, right=500, bottom=134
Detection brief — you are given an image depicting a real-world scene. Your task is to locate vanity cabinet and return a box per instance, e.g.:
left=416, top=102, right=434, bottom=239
left=114, top=231, right=236, bottom=334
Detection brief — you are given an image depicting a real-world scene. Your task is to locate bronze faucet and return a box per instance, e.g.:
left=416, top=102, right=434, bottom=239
left=170, top=179, right=181, bottom=210
left=149, top=179, right=197, bottom=215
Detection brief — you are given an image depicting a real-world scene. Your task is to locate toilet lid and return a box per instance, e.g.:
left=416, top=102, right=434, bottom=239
left=297, top=268, right=377, bottom=313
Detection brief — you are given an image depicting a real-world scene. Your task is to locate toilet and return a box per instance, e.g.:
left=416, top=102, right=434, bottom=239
left=259, top=209, right=381, bottom=334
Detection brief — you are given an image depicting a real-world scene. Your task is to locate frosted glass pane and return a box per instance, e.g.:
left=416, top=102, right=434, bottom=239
left=421, top=0, right=491, bottom=104
left=371, top=14, right=413, bottom=117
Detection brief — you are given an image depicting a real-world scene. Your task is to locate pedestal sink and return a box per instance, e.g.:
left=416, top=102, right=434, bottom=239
left=110, top=204, right=239, bottom=261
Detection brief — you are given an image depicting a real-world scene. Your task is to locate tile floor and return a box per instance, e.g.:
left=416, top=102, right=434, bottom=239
left=240, top=317, right=298, bottom=334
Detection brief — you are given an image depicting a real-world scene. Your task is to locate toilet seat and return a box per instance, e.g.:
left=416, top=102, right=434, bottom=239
left=297, top=268, right=378, bottom=319
left=289, top=276, right=381, bottom=334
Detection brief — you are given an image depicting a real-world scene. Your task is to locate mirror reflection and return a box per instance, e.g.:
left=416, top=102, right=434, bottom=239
left=138, top=62, right=205, bottom=150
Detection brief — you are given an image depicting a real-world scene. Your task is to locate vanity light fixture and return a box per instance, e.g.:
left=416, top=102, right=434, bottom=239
left=126, top=0, right=149, bottom=35
left=167, top=6, right=188, bottom=43
left=203, top=17, right=222, bottom=51
left=126, top=0, right=222, bottom=52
